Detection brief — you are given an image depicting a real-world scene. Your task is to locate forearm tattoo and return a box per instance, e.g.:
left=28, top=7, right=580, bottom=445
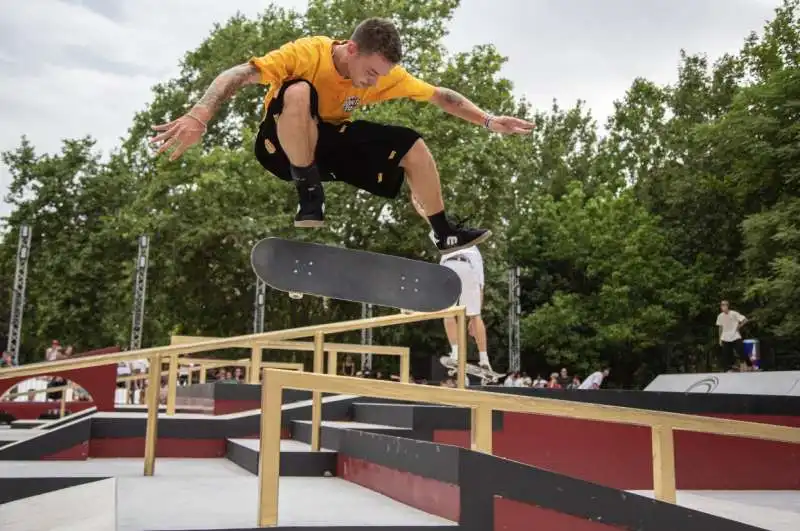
left=440, top=88, right=466, bottom=107
left=193, top=64, right=257, bottom=116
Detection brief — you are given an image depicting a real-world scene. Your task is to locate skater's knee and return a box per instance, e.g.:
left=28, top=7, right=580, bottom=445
left=281, top=81, right=314, bottom=114
left=401, top=138, right=435, bottom=169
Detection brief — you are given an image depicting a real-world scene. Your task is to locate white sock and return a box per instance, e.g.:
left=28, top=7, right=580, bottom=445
left=450, top=345, right=458, bottom=360
left=479, top=352, right=488, bottom=364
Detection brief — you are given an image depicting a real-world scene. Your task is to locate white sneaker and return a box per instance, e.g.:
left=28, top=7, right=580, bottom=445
left=440, top=355, right=457, bottom=368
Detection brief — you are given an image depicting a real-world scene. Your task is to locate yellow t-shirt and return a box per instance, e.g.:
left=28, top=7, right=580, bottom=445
left=249, top=36, right=436, bottom=124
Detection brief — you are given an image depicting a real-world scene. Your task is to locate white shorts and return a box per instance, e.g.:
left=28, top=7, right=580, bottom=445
left=442, top=258, right=482, bottom=316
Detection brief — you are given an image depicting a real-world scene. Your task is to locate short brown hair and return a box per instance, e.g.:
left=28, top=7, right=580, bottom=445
left=351, top=17, right=402, bottom=63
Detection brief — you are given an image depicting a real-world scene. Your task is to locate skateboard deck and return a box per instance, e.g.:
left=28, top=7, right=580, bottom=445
left=439, top=356, right=505, bottom=384
left=440, top=355, right=504, bottom=384
left=251, top=237, right=463, bottom=312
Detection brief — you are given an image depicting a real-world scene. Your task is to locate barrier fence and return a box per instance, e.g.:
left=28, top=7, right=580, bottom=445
left=0, top=306, right=469, bottom=473
left=2, top=305, right=799, bottom=528
left=255, top=367, right=800, bottom=526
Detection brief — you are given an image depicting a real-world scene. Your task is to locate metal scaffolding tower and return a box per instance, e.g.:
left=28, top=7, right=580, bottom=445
left=361, top=302, right=373, bottom=370
left=253, top=277, right=266, bottom=333
left=129, top=235, right=150, bottom=351
left=6, top=225, right=32, bottom=365
left=508, top=266, right=521, bottom=372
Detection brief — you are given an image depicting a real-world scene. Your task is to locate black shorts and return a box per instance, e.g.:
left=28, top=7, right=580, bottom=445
left=721, top=338, right=749, bottom=367
left=253, top=78, right=422, bottom=199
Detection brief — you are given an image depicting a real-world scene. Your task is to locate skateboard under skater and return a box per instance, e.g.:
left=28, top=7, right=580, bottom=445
left=440, top=355, right=505, bottom=385
left=251, top=237, right=463, bottom=312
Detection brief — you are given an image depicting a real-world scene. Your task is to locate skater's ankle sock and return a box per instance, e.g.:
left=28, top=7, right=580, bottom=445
left=479, top=351, right=488, bottom=364
left=450, top=344, right=458, bottom=359
left=428, top=211, right=452, bottom=236
left=290, top=162, right=321, bottom=189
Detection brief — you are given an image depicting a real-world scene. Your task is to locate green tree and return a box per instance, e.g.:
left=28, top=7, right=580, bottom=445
left=698, top=65, right=800, bottom=369
left=0, top=137, right=136, bottom=360
left=0, top=1, right=530, bottom=370
left=509, top=183, right=694, bottom=387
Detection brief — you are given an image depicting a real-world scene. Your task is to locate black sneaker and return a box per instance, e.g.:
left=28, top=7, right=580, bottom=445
left=294, top=184, right=325, bottom=228
left=434, top=225, right=492, bottom=253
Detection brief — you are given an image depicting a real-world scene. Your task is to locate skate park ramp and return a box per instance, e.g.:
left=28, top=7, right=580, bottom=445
left=644, top=371, right=800, bottom=396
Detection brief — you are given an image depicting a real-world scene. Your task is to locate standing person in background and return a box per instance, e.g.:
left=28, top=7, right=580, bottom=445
left=1, top=351, right=15, bottom=368
left=411, top=194, right=493, bottom=374
left=578, top=366, right=609, bottom=390
left=716, top=300, right=750, bottom=372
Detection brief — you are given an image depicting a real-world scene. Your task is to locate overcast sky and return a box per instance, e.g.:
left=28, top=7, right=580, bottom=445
left=0, top=0, right=781, bottom=218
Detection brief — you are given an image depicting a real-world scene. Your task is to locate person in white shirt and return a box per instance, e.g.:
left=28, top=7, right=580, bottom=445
left=45, top=340, right=61, bottom=362
left=578, top=367, right=609, bottom=390
left=715, top=300, right=749, bottom=371
left=504, top=372, right=519, bottom=387
left=412, top=194, right=493, bottom=374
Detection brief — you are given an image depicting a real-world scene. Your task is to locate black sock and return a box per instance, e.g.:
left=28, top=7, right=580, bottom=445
left=428, top=211, right=452, bottom=236
left=290, top=163, right=321, bottom=190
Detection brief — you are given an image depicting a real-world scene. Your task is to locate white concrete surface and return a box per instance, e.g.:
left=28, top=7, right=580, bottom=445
left=0, top=427, right=38, bottom=442
left=117, top=476, right=454, bottom=529
left=0, top=457, right=251, bottom=478
left=0, top=477, right=116, bottom=531
left=0, top=458, right=453, bottom=529
left=2, top=456, right=795, bottom=529
left=630, top=490, right=800, bottom=531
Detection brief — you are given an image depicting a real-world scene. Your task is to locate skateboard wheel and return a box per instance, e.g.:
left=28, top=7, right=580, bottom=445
left=289, top=292, right=303, bottom=300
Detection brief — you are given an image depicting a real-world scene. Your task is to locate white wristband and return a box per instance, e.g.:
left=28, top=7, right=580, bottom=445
left=483, top=114, right=495, bottom=129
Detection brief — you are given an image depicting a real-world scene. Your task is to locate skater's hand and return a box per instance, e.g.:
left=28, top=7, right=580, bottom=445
left=488, top=115, right=534, bottom=135
left=150, top=113, right=207, bottom=161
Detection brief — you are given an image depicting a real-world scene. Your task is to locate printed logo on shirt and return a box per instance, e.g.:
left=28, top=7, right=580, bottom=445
left=343, top=96, right=360, bottom=112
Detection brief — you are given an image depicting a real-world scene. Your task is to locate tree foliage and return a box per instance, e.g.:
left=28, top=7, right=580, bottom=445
left=3, top=0, right=800, bottom=381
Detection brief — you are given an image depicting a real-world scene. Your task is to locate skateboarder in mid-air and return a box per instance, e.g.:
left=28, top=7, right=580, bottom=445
left=150, top=17, right=534, bottom=254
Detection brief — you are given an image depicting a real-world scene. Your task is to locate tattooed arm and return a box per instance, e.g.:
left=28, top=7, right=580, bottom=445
left=150, top=62, right=261, bottom=160
left=429, top=86, right=535, bottom=135
left=429, top=87, right=492, bottom=127
left=188, top=63, right=262, bottom=124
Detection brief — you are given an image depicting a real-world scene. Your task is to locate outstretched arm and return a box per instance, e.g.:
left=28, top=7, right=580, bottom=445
left=429, top=87, right=534, bottom=134
left=150, top=62, right=261, bottom=160
left=189, top=63, right=261, bottom=123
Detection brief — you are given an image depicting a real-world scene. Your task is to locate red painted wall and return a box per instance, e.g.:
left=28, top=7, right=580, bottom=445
left=0, top=347, right=120, bottom=419
left=90, top=437, right=227, bottom=458
left=337, top=456, right=624, bottom=531
left=434, top=412, right=800, bottom=490
left=214, top=400, right=260, bottom=415
left=43, top=441, right=90, bottom=460
left=338, top=455, right=460, bottom=522
left=0, top=401, right=96, bottom=421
